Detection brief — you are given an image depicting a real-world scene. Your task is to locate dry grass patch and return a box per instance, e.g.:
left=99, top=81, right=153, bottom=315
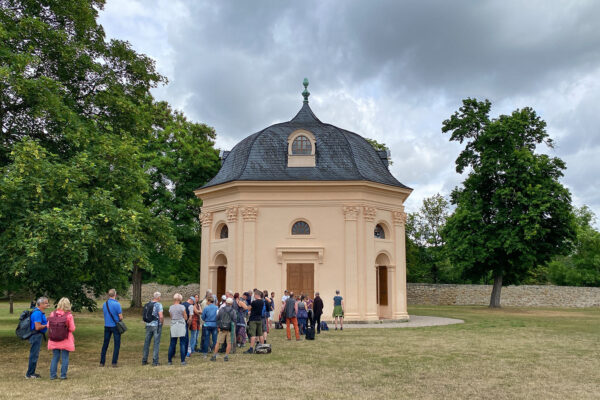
left=0, top=302, right=598, bottom=399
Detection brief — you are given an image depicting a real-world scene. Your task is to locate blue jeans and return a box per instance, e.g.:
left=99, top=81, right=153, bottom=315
left=26, top=333, right=43, bottom=377
left=190, top=329, right=200, bottom=353
left=201, top=326, right=217, bottom=354
left=168, top=335, right=186, bottom=363
left=142, top=324, right=162, bottom=365
left=50, top=349, right=70, bottom=379
left=100, top=326, right=121, bottom=365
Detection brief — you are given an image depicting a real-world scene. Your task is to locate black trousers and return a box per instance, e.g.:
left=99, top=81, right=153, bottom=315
left=314, top=313, right=322, bottom=333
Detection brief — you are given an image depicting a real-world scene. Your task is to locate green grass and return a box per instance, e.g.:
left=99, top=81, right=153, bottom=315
left=1, top=302, right=599, bottom=399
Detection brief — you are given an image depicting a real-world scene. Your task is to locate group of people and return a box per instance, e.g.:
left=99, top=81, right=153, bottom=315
left=23, top=288, right=345, bottom=378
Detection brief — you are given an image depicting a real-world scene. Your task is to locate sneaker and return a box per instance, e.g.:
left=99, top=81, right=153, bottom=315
left=203, top=354, right=207, bottom=359
left=210, top=355, right=217, bottom=362
left=152, top=363, right=160, bottom=367
left=60, top=377, right=67, bottom=380
left=341, top=327, right=343, bottom=331
left=99, top=363, right=104, bottom=367
left=142, top=361, right=148, bottom=366
left=181, top=361, right=187, bottom=366
left=224, top=355, right=229, bottom=362
left=50, top=377, right=56, bottom=380
left=168, top=361, right=173, bottom=365
left=186, top=352, right=191, bottom=358
left=26, top=374, right=41, bottom=379
left=335, top=327, right=338, bottom=331
left=111, top=364, right=118, bottom=368
left=244, top=348, right=253, bottom=354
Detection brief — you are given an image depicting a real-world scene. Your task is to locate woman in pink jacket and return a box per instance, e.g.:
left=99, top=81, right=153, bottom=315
left=47, top=297, right=76, bottom=380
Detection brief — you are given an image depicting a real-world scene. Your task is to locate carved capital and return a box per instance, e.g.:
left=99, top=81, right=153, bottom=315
left=226, top=206, right=239, bottom=223
left=343, top=206, right=360, bottom=221
left=241, top=206, right=258, bottom=222
left=392, top=211, right=407, bottom=226
left=200, top=211, right=213, bottom=227
left=363, top=206, right=376, bottom=222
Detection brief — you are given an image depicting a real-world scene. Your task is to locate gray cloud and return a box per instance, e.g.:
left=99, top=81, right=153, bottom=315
left=99, top=0, right=600, bottom=220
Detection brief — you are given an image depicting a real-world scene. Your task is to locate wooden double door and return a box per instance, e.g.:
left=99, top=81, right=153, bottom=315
left=286, top=263, right=314, bottom=299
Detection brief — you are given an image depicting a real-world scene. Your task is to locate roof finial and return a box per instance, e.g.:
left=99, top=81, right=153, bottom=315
left=302, top=77, right=310, bottom=103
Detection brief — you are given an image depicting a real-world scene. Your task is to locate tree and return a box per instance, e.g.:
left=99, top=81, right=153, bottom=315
left=442, top=98, right=576, bottom=307
left=366, top=138, right=393, bottom=165
left=548, top=206, right=600, bottom=286
left=0, top=0, right=185, bottom=310
left=143, top=104, right=220, bottom=287
left=406, top=193, right=452, bottom=283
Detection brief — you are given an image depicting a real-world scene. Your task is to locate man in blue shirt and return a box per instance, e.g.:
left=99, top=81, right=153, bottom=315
left=200, top=297, right=218, bottom=357
left=100, top=289, right=123, bottom=367
left=26, top=297, right=49, bottom=379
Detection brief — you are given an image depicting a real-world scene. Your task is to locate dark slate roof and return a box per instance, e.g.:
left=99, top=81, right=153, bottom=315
left=201, top=102, right=410, bottom=190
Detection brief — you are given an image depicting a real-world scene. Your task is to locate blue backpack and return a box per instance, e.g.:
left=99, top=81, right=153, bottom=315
left=320, top=321, right=329, bottom=331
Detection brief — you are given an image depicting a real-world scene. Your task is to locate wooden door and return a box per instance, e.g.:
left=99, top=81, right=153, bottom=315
left=217, top=266, right=226, bottom=301
left=377, top=266, right=388, bottom=306
left=287, top=263, right=314, bottom=299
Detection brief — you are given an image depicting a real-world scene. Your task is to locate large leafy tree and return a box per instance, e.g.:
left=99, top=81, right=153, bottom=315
left=442, top=99, right=576, bottom=307
left=0, top=0, right=215, bottom=310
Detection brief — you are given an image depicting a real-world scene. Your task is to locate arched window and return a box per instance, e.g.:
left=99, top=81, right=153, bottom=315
left=292, top=135, right=312, bottom=155
left=374, top=224, right=385, bottom=239
left=219, top=224, right=228, bottom=239
left=291, top=221, right=310, bottom=235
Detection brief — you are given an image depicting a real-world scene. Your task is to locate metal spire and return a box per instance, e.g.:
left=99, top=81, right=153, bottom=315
left=302, top=77, right=310, bottom=103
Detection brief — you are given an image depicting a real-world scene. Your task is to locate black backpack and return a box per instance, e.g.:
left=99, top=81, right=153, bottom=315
left=142, top=302, right=157, bottom=323
left=16, top=310, right=34, bottom=340
left=219, top=308, right=234, bottom=330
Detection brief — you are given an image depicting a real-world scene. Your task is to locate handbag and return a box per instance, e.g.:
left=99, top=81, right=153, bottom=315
left=106, top=301, right=127, bottom=334
left=170, top=319, right=186, bottom=338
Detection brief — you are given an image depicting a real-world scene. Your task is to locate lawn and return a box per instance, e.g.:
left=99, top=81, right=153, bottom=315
left=0, top=302, right=598, bottom=399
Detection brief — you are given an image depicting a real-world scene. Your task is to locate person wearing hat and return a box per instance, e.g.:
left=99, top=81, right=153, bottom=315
left=211, top=297, right=237, bottom=361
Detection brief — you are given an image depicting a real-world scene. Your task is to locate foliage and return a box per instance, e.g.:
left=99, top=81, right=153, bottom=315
left=0, top=0, right=220, bottom=309
left=144, top=104, right=220, bottom=284
left=442, top=98, right=576, bottom=306
left=366, top=138, right=393, bottom=165
left=406, top=194, right=457, bottom=283
left=547, top=206, right=600, bottom=286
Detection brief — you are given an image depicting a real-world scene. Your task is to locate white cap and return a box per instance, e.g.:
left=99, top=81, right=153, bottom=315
left=221, top=295, right=226, bottom=300
left=226, top=298, right=233, bottom=304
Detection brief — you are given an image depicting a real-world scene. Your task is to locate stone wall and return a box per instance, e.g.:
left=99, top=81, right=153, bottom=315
left=407, top=283, right=600, bottom=308
left=127, top=283, right=201, bottom=302
left=129, top=283, right=600, bottom=308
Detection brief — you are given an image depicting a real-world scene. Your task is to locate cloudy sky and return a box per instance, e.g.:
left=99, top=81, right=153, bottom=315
left=99, top=0, right=600, bottom=218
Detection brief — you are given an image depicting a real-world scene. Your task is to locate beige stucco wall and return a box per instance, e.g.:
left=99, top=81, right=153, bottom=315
left=195, top=181, right=411, bottom=321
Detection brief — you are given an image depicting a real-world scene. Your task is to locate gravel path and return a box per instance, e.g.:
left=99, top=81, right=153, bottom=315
left=340, top=315, right=464, bottom=329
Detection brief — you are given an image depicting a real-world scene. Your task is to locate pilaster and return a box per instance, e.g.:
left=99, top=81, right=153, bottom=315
left=241, top=206, right=258, bottom=290
left=363, top=206, right=378, bottom=320
left=343, top=206, right=360, bottom=319
left=199, top=211, right=213, bottom=295
left=393, top=208, right=409, bottom=320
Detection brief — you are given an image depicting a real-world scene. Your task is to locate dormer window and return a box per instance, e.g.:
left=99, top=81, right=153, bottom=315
left=288, top=130, right=316, bottom=167
left=292, top=136, right=311, bottom=155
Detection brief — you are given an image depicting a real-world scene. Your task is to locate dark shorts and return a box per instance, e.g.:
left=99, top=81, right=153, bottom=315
left=248, top=320, right=263, bottom=338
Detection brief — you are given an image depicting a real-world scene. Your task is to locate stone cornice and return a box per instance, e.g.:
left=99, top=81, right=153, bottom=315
left=393, top=210, right=407, bottom=227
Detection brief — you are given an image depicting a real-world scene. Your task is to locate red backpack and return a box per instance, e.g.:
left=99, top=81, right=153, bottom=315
left=48, top=312, right=69, bottom=341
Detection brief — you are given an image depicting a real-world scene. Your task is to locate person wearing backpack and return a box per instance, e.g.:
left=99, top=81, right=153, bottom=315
left=100, top=289, right=123, bottom=367
left=25, top=297, right=49, bottom=379
left=211, top=298, right=237, bottom=361
left=47, top=297, right=76, bottom=380
left=142, top=292, right=163, bottom=366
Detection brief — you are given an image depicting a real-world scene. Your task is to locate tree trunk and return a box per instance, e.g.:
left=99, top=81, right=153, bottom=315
left=132, top=263, right=143, bottom=308
left=489, top=272, right=503, bottom=308
left=9, top=291, right=14, bottom=314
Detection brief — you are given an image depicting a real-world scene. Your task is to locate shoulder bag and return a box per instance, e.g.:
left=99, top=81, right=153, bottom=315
left=106, top=301, right=127, bottom=334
